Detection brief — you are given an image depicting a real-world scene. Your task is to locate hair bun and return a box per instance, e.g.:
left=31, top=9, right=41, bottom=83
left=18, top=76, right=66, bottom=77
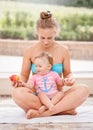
left=40, top=11, right=52, bottom=19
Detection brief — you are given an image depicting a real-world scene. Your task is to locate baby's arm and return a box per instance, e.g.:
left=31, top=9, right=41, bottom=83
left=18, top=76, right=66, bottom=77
left=57, top=78, right=64, bottom=86
left=22, top=79, right=34, bottom=89
left=21, top=74, right=37, bottom=89
left=54, top=72, right=64, bottom=86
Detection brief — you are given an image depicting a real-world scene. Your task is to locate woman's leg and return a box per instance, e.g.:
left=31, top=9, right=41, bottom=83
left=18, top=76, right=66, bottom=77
left=12, top=87, right=42, bottom=112
left=26, top=84, right=90, bottom=118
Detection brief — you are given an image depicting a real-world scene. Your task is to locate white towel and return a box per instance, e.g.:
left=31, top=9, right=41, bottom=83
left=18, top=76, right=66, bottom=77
left=0, top=106, right=93, bottom=124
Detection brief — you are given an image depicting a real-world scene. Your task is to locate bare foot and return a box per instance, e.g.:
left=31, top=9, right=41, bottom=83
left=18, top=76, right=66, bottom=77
left=26, top=109, right=40, bottom=119
left=49, top=104, right=55, bottom=112
left=39, top=105, right=47, bottom=114
left=60, top=109, right=77, bottom=115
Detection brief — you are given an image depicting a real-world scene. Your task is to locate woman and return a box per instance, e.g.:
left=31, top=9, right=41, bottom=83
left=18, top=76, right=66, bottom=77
left=12, top=11, right=89, bottom=119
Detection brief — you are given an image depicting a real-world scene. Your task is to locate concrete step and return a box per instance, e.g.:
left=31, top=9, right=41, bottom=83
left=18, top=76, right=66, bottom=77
left=0, top=55, right=93, bottom=95
left=0, top=55, right=93, bottom=77
left=0, top=76, right=93, bottom=95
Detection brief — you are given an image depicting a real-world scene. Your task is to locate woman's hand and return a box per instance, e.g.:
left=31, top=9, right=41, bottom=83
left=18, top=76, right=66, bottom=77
left=11, top=80, right=24, bottom=88
left=63, top=75, right=75, bottom=86
left=9, top=74, right=25, bottom=88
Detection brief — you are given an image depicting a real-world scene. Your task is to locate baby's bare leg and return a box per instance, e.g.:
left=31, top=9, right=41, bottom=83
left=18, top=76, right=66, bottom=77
left=38, top=91, right=64, bottom=113
left=51, top=91, right=64, bottom=105
left=39, top=105, right=47, bottom=114
left=38, top=92, right=54, bottom=113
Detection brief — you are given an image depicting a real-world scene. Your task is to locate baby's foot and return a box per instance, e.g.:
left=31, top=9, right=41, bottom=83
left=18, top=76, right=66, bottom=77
left=49, top=104, right=55, bottom=112
left=26, top=109, right=39, bottom=119
left=39, top=105, right=47, bottom=114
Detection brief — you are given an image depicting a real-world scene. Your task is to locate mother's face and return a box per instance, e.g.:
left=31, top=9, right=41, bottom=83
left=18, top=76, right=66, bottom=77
left=37, top=28, right=56, bottom=48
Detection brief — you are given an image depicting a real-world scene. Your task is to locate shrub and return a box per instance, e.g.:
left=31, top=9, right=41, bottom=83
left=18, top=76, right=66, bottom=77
left=57, top=14, right=93, bottom=41
left=0, top=11, right=93, bottom=41
left=0, top=28, right=26, bottom=39
left=76, top=0, right=93, bottom=8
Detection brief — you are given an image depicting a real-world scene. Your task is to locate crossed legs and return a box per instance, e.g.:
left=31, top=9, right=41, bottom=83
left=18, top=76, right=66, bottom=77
left=12, top=84, right=89, bottom=119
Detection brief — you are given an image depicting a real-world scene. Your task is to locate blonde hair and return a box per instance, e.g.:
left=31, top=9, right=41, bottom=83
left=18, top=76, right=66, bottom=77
left=36, top=11, right=59, bottom=34
left=34, top=52, right=53, bottom=66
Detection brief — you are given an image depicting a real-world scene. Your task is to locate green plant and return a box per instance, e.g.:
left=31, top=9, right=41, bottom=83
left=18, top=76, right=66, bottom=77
left=0, top=1, right=93, bottom=41
left=0, top=28, right=26, bottom=39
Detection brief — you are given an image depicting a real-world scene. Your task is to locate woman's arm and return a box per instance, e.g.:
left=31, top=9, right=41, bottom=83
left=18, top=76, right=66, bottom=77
left=63, top=47, right=75, bottom=86
left=20, top=47, right=32, bottom=82
left=21, top=79, right=34, bottom=89
left=63, top=74, right=75, bottom=86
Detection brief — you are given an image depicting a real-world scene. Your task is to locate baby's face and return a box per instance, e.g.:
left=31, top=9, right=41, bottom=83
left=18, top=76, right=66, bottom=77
left=34, top=57, right=51, bottom=75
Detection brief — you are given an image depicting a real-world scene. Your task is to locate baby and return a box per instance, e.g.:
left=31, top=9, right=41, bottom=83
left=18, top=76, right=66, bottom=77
left=22, top=52, right=64, bottom=113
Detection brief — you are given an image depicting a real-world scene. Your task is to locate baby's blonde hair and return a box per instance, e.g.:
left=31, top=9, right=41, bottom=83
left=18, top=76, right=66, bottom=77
left=34, top=52, right=53, bottom=66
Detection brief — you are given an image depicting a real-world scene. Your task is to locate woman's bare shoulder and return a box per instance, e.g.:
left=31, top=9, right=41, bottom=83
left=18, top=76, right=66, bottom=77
left=56, top=42, right=68, bottom=52
left=26, top=43, right=37, bottom=51
left=23, top=43, right=38, bottom=59
left=25, top=43, right=37, bottom=53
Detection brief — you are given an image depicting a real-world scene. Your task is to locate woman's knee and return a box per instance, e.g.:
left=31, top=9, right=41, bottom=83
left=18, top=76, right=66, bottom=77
left=12, top=87, right=27, bottom=99
left=75, top=83, right=90, bottom=96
